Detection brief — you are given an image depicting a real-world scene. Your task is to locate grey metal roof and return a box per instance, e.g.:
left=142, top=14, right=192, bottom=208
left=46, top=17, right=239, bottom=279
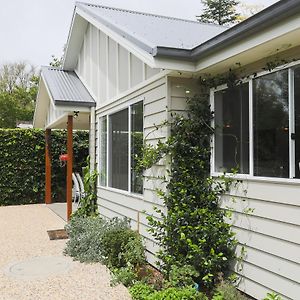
left=41, top=66, right=95, bottom=107
left=160, top=0, right=300, bottom=61
left=76, top=2, right=226, bottom=55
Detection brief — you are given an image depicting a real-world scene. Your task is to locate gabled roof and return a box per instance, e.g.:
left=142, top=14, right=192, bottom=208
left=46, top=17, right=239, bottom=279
left=41, top=66, right=95, bottom=107
left=76, top=2, right=226, bottom=55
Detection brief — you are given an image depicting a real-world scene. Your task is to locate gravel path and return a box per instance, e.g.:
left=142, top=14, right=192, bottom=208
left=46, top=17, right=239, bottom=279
left=0, top=204, right=131, bottom=300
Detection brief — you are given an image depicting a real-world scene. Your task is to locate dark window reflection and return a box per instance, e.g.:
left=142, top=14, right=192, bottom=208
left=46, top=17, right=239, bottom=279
left=253, top=70, right=289, bottom=178
left=109, top=109, right=128, bottom=190
left=295, top=67, right=300, bottom=178
left=131, top=102, right=143, bottom=194
left=215, top=83, right=249, bottom=173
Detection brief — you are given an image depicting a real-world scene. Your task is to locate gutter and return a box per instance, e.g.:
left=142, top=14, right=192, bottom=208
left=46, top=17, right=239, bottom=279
left=153, top=0, right=300, bottom=61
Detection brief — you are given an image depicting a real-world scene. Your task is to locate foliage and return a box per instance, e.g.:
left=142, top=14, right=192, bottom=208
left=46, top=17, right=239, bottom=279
left=140, top=93, right=237, bottom=290
left=0, top=62, right=38, bottom=128
left=64, top=215, right=106, bottom=262
left=72, top=157, right=98, bottom=218
left=111, top=265, right=139, bottom=287
left=263, top=292, right=283, bottom=300
left=101, top=222, right=146, bottom=268
left=197, top=0, right=240, bottom=25
left=164, top=264, right=199, bottom=288
left=130, top=283, right=155, bottom=300
left=65, top=215, right=146, bottom=269
left=130, top=283, right=208, bottom=300
left=0, top=128, right=89, bottom=205
left=212, top=281, right=247, bottom=300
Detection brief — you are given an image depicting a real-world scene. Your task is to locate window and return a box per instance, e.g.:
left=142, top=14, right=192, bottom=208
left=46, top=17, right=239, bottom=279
left=99, top=101, right=144, bottom=193
left=213, top=63, right=300, bottom=179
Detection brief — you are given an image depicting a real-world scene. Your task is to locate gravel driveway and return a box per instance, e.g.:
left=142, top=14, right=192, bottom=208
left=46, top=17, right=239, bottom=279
left=0, top=204, right=131, bottom=300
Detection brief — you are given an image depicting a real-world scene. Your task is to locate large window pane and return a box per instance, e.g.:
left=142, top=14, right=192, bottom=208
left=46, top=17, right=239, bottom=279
left=99, top=116, right=107, bottom=186
left=109, top=109, right=128, bottom=190
left=131, top=102, right=143, bottom=194
left=294, top=67, right=300, bottom=178
left=253, top=70, right=289, bottom=178
left=214, top=83, right=249, bottom=173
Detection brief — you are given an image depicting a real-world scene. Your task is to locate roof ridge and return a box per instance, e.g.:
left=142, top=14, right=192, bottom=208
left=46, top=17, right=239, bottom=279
left=75, top=1, right=225, bottom=29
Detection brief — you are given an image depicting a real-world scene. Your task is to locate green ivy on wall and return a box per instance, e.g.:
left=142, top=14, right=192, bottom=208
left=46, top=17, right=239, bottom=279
left=139, top=88, right=238, bottom=290
left=0, top=128, right=89, bottom=206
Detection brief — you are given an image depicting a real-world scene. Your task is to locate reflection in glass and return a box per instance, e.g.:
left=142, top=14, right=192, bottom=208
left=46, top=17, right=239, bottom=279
left=99, top=116, right=107, bottom=186
left=214, top=83, right=249, bottom=173
left=253, top=70, right=289, bottom=178
left=131, top=102, right=143, bottom=194
left=294, top=67, right=300, bottom=178
left=109, top=109, right=128, bottom=191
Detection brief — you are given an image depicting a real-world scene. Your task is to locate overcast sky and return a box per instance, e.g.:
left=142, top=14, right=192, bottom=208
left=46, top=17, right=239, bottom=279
left=0, top=0, right=278, bottom=68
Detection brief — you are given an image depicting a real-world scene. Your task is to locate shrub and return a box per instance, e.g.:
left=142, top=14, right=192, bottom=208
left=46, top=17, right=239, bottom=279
left=129, top=283, right=155, bottom=300
left=111, top=266, right=139, bottom=287
left=65, top=215, right=146, bottom=269
left=64, top=215, right=106, bottom=262
left=212, top=281, right=247, bottom=300
left=0, top=128, right=88, bottom=205
left=130, top=284, right=208, bottom=300
left=164, top=264, right=199, bottom=288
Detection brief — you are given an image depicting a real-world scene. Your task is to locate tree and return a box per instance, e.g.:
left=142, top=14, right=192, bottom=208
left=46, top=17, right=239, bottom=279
left=0, top=62, right=38, bottom=128
left=197, top=0, right=240, bottom=25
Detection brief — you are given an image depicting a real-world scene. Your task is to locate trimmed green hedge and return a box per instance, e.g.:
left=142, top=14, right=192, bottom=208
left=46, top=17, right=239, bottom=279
left=0, top=128, right=89, bottom=205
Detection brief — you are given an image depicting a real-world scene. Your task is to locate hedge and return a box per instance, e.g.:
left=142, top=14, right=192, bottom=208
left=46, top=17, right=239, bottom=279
left=0, top=128, right=89, bottom=206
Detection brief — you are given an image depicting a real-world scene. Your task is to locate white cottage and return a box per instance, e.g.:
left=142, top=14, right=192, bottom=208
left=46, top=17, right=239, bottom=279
left=34, top=1, right=300, bottom=299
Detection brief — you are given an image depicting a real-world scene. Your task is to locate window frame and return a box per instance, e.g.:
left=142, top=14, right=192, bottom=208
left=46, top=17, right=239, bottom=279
left=211, top=60, right=300, bottom=183
left=97, top=99, right=144, bottom=196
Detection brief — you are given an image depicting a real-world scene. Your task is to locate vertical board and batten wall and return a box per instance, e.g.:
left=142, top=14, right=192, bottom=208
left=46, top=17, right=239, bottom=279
left=75, top=23, right=160, bottom=106
left=222, top=180, right=300, bottom=300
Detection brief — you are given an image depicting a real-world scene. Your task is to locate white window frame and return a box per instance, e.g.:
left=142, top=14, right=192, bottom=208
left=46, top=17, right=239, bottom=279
left=211, top=60, right=300, bottom=183
left=97, top=99, right=144, bottom=195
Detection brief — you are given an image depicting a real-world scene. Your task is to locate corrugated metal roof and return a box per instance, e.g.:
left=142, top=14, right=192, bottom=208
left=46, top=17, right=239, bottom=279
left=42, top=66, right=95, bottom=107
left=76, top=2, right=227, bottom=54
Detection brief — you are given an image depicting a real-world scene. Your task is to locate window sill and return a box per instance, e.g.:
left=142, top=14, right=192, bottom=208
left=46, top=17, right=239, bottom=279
left=98, top=186, right=144, bottom=200
left=211, top=172, right=300, bottom=185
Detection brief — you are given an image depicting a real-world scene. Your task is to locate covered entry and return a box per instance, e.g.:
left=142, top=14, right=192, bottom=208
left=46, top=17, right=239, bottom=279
left=33, top=66, right=95, bottom=220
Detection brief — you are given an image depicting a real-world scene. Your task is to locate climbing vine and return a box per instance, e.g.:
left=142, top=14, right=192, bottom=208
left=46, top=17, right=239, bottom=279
left=139, top=88, right=238, bottom=290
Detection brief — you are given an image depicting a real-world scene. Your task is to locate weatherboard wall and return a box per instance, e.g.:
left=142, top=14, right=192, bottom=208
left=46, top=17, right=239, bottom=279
left=221, top=180, right=300, bottom=300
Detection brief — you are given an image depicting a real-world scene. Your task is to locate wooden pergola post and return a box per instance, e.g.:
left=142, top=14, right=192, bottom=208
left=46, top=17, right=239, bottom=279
left=66, top=115, right=73, bottom=221
left=45, top=129, right=52, bottom=204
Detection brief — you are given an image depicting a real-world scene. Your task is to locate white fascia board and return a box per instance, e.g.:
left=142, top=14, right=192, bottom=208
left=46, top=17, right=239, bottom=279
left=195, top=15, right=300, bottom=73
left=153, top=57, right=196, bottom=72
left=33, top=77, right=52, bottom=129
left=76, top=7, right=156, bottom=68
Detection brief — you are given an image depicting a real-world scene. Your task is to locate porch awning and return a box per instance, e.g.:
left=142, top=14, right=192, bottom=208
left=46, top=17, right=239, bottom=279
left=33, top=66, right=96, bottom=130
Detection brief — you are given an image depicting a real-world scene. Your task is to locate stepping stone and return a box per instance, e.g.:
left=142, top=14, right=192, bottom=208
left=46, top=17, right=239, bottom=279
left=4, top=256, right=72, bottom=280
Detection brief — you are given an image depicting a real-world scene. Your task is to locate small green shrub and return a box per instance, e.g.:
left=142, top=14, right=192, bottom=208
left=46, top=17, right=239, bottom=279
left=111, top=265, right=139, bottom=287
left=263, top=292, right=283, bottom=300
left=212, top=281, right=247, bottom=300
left=149, top=287, right=208, bottom=300
left=164, top=264, right=199, bottom=288
left=130, top=284, right=208, bottom=300
left=129, top=283, right=155, bottom=300
left=100, top=219, right=145, bottom=268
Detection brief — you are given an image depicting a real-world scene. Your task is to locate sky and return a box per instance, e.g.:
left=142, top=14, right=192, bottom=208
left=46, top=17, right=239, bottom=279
left=0, top=0, right=278, bottom=68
